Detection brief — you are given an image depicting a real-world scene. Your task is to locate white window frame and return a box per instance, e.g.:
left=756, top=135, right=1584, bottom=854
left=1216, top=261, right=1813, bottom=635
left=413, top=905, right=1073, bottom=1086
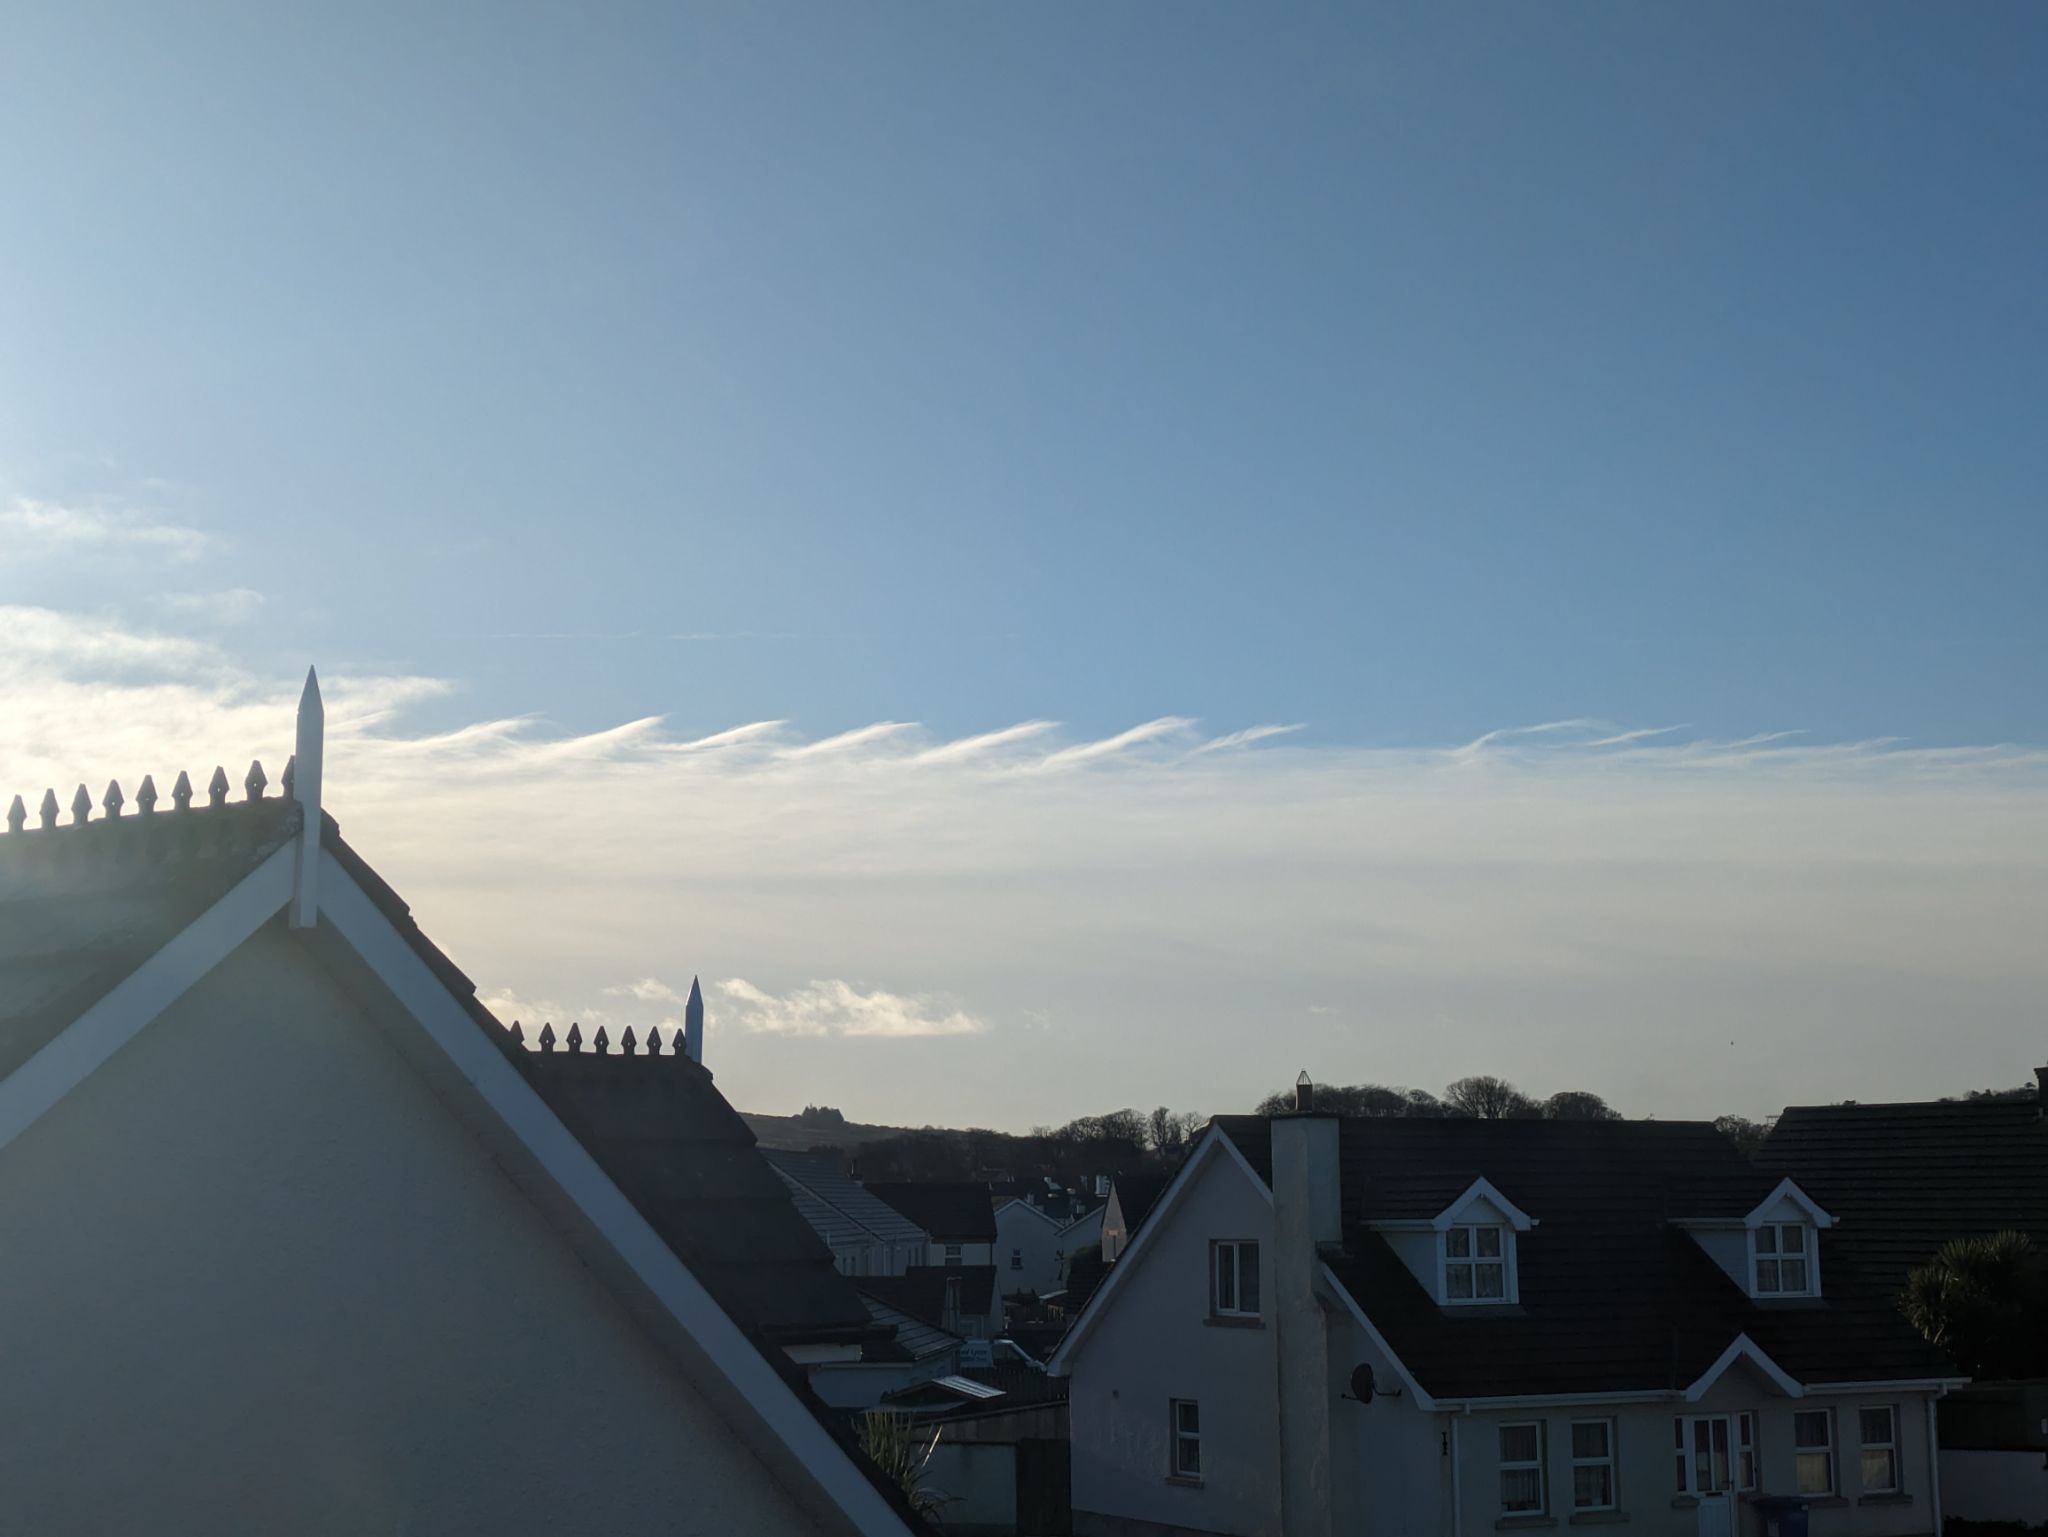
left=1794, top=1408, right=1836, bottom=1496
left=1500, top=1421, right=1547, bottom=1515
left=943, top=1243, right=962, bottom=1265
left=1010, top=1247, right=1023, bottom=1270
left=1751, top=1222, right=1818, bottom=1296
left=1211, top=1239, right=1261, bottom=1319
left=1570, top=1419, right=1617, bottom=1512
left=1442, top=1224, right=1511, bottom=1305
left=1673, top=1414, right=1757, bottom=1496
left=1169, top=1398, right=1201, bottom=1481
left=1858, top=1405, right=1900, bottom=1495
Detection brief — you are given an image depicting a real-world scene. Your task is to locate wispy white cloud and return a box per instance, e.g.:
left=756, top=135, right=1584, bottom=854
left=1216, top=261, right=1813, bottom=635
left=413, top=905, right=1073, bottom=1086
left=717, top=977, right=989, bottom=1038
left=4, top=607, right=2048, bottom=1129
left=1192, top=723, right=1304, bottom=754
left=0, top=497, right=208, bottom=560
left=604, top=977, right=689, bottom=1006
left=779, top=722, right=918, bottom=760
left=911, top=720, right=1060, bottom=765
left=1039, top=716, right=1198, bottom=770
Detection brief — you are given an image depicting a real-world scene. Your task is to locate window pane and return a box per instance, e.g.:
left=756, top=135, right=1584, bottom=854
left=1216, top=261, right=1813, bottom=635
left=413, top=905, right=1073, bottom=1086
left=1794, top=1412, right=1829, bottom=1449
left=1177, top=1438, right=1201, bottom=1476
left=1477, top=1263, right=1506, bottom=1299
left=1240, top=1245, right=1261, bottom=1313
left=1477, top=1227, right=1503, bottom=1257
left=1860, top=1408, right=1893, bottom=1445
left=1796, top=1452, right=1831, bottom=1495
left=1756, top=1227, right=1778, bottom=1254
left=1447, top=1264, right=1474, bottom=1299
left=1177, top=1400, right=1200, bottom=1433
left=1215, top=1247, right=1235, bottom=1311
left=1572, top=1422, right=1610, bottom=1460
left=1861, top=1449, right=1897, bottom=1491
left=1574, top=1466, right=1613, bottom=1509
left=1757, top=1258, right=1780, bottom=1292
left=1500, top=1424, right=1539, bottom=1462
left=1502, top=1469, right=1542, bottom=1512
left=1782, top=1258, right=1810, bottom=1293
left=1782, top=1225, right=1806, bottom=1254
left=1447, top=1228, right=1471, bottom=1258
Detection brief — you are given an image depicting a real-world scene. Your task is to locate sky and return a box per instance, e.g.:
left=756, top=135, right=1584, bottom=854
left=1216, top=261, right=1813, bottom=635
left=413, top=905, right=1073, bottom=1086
left=2, top=4, right=2045, bottom=1129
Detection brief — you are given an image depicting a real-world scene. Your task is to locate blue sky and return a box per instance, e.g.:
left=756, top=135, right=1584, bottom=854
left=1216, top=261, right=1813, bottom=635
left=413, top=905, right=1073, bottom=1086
left=3, top=5, right=2045, bottom=1126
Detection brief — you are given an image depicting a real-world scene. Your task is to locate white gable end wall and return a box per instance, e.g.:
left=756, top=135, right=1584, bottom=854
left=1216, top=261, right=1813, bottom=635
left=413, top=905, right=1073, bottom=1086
left=0, top=925, right=832, bottom=1536
left=1068, top=1145, right=1281, bottom=1537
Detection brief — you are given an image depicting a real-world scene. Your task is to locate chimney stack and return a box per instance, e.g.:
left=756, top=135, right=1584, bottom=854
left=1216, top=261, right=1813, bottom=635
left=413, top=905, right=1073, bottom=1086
left=2035, top=1064, right=2046, bottom=1114
left=1271, top=1071, right=1339, bottom=1537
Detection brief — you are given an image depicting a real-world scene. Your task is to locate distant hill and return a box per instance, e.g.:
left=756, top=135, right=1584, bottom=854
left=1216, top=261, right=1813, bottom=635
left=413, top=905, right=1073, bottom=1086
left=740, top=1111, right=922, bottom=1152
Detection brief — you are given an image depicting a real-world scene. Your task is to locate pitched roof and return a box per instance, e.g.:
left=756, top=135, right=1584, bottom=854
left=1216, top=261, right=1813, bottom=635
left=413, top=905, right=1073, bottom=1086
left=1760, top=1095, right=2048, bottom=1298
left=508, top=1045, right=878, bottom=1346
left=1109, top=1172, right=1169, bottom=1235
left=856, top=1267, right=998, bottom=1332
left=0, top=796, right=300, bottom=1080
left=1215, top=1115, right=1953, bottom=1399
left=0, top=773, right=925, bottom=1536
left=764, top=1150, right=929, bottom=1247
left=867, top=1182, right=997, bottom=1243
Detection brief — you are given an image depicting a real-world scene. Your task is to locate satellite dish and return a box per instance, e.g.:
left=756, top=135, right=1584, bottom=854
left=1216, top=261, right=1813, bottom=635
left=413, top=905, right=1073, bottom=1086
left=1349, top=1364, right=1376, bottom=1403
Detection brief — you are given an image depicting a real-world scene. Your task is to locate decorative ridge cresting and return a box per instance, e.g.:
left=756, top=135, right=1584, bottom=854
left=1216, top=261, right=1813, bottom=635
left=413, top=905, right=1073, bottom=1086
left=507, top=1017, right=699, bottom=1058
left=3, top=761, right=282, bottom=838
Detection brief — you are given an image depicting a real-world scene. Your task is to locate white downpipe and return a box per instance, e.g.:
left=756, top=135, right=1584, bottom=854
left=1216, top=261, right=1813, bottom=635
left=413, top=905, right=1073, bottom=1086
left=1449, top=1408, right=1469, bottom=1537
left=1927, top=1390, right=1947, bottom=1533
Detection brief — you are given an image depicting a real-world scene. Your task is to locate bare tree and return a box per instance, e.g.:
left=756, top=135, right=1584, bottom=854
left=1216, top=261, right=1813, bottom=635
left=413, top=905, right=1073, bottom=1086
left=1443, top=1075, right=1540, bottom=1120
left=1146, top=1106, right=1204, bottom=1158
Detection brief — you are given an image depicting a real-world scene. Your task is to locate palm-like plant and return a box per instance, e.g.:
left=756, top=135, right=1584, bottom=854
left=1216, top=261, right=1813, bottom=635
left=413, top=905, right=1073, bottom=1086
left=856, top=1409, right=948, bottom=1519
left=1900, top=1231, right=2047, bottom=1379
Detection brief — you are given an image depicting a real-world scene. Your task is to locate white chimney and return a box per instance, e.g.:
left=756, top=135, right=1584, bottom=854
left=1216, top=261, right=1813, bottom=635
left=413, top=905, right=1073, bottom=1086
left=1272, top=1074, right=1340, bottom=1537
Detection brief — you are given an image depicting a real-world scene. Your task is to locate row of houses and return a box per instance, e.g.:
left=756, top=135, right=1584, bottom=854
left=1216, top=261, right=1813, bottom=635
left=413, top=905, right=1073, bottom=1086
left=1049, top=1077, right=2048, bottom=1537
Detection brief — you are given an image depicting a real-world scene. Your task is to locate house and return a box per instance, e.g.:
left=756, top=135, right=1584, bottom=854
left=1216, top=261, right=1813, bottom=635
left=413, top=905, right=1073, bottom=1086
left=0, top=674, right=918, bottom=1535
left=870, top=1181, right=1000, bottom=1267
left=1057, top=1201, right=1106, bottom=1268
left=1049, top=1091, right=1963, bottom=1537
left=858, top=1265, right=1006, bottom=1343
left=1761, top=1072, right=2048, bottom=1527
left=768, top=1148, right=932, bottom=1276
left=1101, top=1172, right=1169, bottom=1262
left=997, top=1195, right=1077, bottom=1296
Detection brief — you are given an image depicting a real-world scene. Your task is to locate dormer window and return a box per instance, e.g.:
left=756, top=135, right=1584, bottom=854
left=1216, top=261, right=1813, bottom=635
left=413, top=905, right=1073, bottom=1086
left=1753, top=1223, right=1814, bottom=1295
left=1445, top=1225, right=1508, bottom=1301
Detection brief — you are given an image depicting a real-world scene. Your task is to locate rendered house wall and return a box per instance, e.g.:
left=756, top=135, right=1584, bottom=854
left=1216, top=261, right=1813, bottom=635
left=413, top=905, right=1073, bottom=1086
left=1452, top=1378, right=1939, bottom=1537
left=1068, top=1149, right=1281, bottom=1537
left=0, top=927, right=829, bottom=1536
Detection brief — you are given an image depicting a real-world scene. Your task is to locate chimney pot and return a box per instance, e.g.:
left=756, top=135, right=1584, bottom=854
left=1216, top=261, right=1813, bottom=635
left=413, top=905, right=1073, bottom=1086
left=2035, top=1064, right=2046, bottom=1109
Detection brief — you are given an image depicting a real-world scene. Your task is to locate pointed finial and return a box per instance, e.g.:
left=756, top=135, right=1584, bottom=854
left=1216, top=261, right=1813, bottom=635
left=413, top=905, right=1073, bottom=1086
left=594, top=1025, right=610, bottom=1055
left=539, top=1021, right=556, bottom=1053
left=684, top=975, right=705, bottom=1064
left=7, top=794, right=24, bottom=834
left=621, top=1025, right=637, bottom=1055
left=281, top=755, right=295, bottom=798
left=172, top=770, right=194, bottom=811
left=70, top=784, right=92, bottom=826
left=645, top=1025, right=664, bottom=1055
left=566, top=1021, right=584, bottom=1054
left=39, top=789, right=59, bottom=830
left=508, top=1020, right=524, bottom=1046
left=207, top=767, right=229, bottom=808
left=244, top=760, right=267, bottom=800
left=136, top=775, right=158, bottom=815
left=102, top=780, right=124, bottom=818
left=288, top=666, right=327, bottom=929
